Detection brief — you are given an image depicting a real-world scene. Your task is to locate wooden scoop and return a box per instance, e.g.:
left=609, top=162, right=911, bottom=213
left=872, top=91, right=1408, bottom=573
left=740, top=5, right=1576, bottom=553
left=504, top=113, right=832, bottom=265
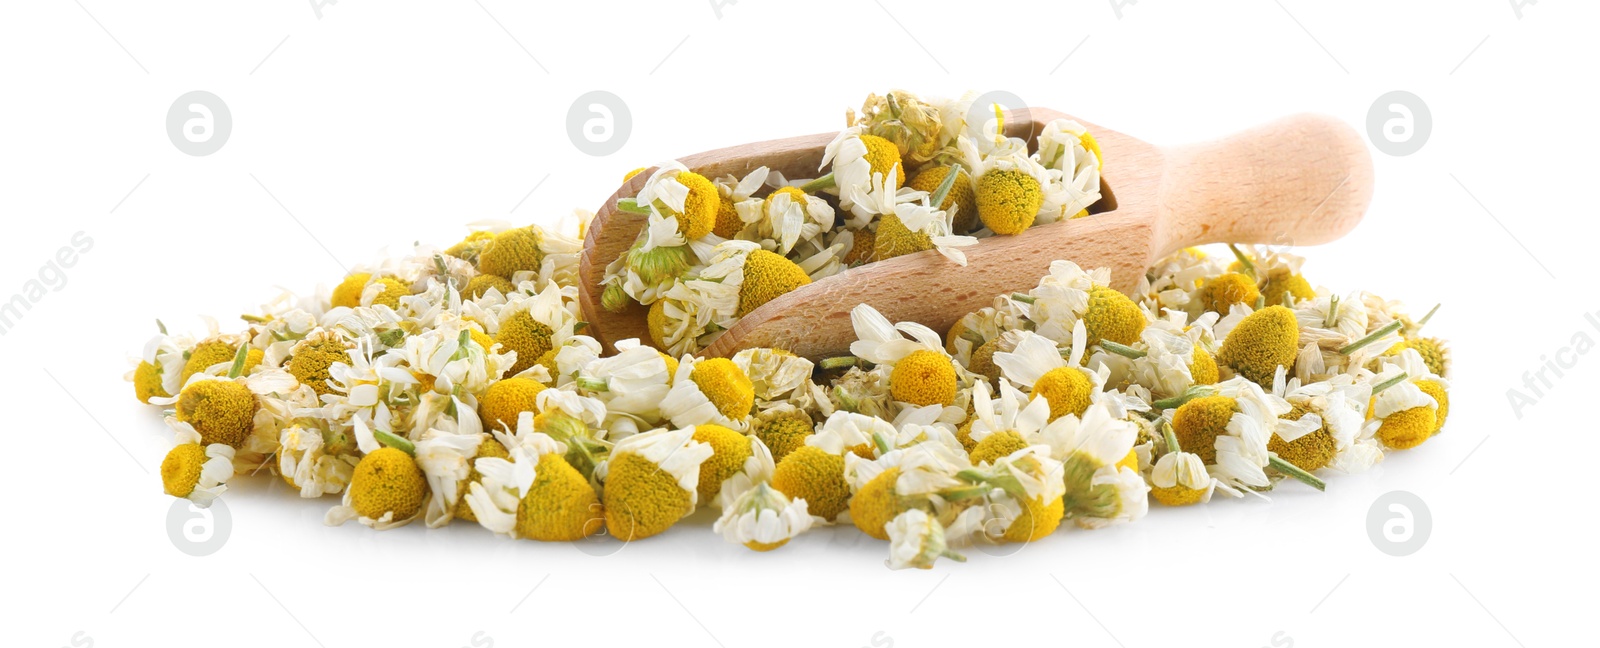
left=577, top=108, right=1372, bottom=360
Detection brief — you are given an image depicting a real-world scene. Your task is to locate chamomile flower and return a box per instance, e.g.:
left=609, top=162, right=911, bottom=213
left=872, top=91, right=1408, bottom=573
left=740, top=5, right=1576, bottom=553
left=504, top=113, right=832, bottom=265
left=1027, top=403, right=1146, bottom=528
left=875, top=165, right=978, bottom=265
left=660, top=356, right=756, bottom=431
left=1148, top=422, right=1216, bottom=506
left=1268, top=368, right=1376, bottom=474
left=819, top=126, right=907, bottom=226
left=751, top=405, right=815, bottom=463
left=1024, top=260, right=1146, bottom=349
left=1168, top=377, right=1300, bottom=496
left=573, top=341, right=673, bottom=436
left=885, top=508, right=966, bottom=570
left=963, top=379, right=1051, bottom=464
left=735, top=184, right=836, bottom=255
left=951, top=444, right=1068, bottom=541
left=326, top=445, right=429, bottom=530
left=461, top=418, right=603, bottom=541
left=277, top=425, right=358, bottom=498
left=850, top=303, right=961, bottom=407
left=772, top=438, right=854, bottom=522
left=1365, top=369, right=1439, bottom=451
left=286, top=331, right=355, bottom=398
left=1217, top=305, right=1300, bottom=387
left=711, top=167, right=770, bottom=239
left=907, top=164, right=979, bottom=233
left=713, top=481, right=815, bottom=551
left=1034, top=119, right=1103, bottom=222
left=160, top=426, right=235, bottom=507
left=845, top=439, right=969, bottom=539
left=414, top=429, right=486, bottom=528
left=732, top=347, right=814, bottom=407
left=992, top=325, right=1110, bottom=422
left=494, top=283, right=580, bottom=377
left=599, top=426, right=714, bottom=540
left=972, top=150, right=1050, bottom=235
left=850, top=90, right=953, bottom=166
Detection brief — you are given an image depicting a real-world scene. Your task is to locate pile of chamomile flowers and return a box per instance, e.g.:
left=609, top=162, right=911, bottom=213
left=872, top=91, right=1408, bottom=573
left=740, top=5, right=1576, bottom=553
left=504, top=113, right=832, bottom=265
left=130, top=95, right=1452, bottom=571
left=601, top=89, right=1104, bottom=357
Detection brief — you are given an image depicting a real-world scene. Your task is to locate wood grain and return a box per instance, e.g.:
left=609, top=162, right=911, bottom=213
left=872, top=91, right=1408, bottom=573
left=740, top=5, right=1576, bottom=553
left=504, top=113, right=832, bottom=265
left=578, top=109, right=1373, bottom=360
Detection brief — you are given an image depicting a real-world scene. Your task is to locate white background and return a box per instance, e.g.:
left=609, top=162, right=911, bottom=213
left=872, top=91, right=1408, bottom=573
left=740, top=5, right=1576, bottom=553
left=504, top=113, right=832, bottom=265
left=2, top=1, right=1591, bottom=646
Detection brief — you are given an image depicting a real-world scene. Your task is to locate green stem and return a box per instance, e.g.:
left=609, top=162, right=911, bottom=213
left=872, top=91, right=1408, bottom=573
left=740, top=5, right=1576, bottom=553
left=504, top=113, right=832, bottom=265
left=451, top=330, right=472, bottom=360
left=1228, top=244, right=1257, bottom=280
left=373, top=428, right=416, bottom=456
left=819, top=356, right=861, bottom=370
left=1162, top=421, right=1182, bottom=454
left=576, top=377, right=609, bottom=392
left=928, top=162, right=963, bottom=208
left=226, top=344, right=250, bottom=378
left=1268, top=456, right=1326, bottom=492
left=1280, top=291, right=1294, bottom=307
left=1323, top=295, right=1341, bottom=329
left=614, top=197, right=650, bottom=215
left=1340, top=320, right=1403, bottom=355
left=156, top=319, right=168, bottom=335
left=1152, top=385, right=1215, bottom=410
left=799, top=174, right=836, bottom=193
left=939, top=483, right=995, bottom=502
left=1009, top=292, right=1036, bottom=304
left=1101, top=340, right=1147, bottom=360
left=1371, top=371, right=1409, bottom=395
left=1416, top=303, right=1441, bottom=329
left=240, top=314, right=269, bottom=324
left=1254, top=294, right=1266, bottom=310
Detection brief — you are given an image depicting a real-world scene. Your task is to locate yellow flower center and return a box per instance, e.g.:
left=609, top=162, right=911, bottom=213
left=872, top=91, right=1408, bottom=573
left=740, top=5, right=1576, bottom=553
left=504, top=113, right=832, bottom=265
left=349, top=447, right=428, bottom=521
left=1189, top=347, right=1220, bottom=385
left=738, top=250, right=811, bottom=317
left=1217, top=305, right=1299, bottom=387
left=370, top=277, right=410, bottom=309
left=465, top=273, right=515, bottom=299
left=1270, top=405, right=1337, bottom=472
left=908, top=164, right=977, bottom=233
left=134, top=361, right=168, bottom=404
left=1171, top=395, right=1237, bottom=465
left=1377, top=406, right=1436, bottom=450
left=969, top=429, right=1029, bottom=466
left=754, top=410, right=813, bottom=464
left=496, top=310, right=554, bottom=376
left=1415, top=379, right=1449, bottom=433
left=602, top=451, right=695, bottom=540
left=478, top=226, right=545, bottom=279
left=478, top=377, right=544, bottom=435
left=875, top=212, right=933, bottom=261
left=690, top=358, right=756, bottom=421
left=181, top=340, right=260, bottom=386
left=843, top=228, right=877, bottom=266
left=691, top=424, right=752, bottom=504
left=889, top=349, right=958, bottom=407
left=653, top=171, right=719, bottom=241
left=713, top=195, right=744, bottom=239
left=444, top=231, right=496, bottom=265
left=516, top=453, right=602, bottom=541
left=1260, top=272, right=1315, bottom=305
left=1201, top=272, right=1261, bottom=314
left=975, top=168, right=1042, bottom=235
left=288, top=334, right=352, bottom=397
left=1030, top=366, right=1092, bottom=421
left=176, top=379, right=258, bottom=448
left=850, top=466, right=906, bottom=540
left=1003, top=495, right=1065, bottom=542
left=454, top=437, right=509, bottom=522
left=331, top=272, right=372, bottom=309
left=161, top=443, right=207, bottom=498
left=771, top=446, right=849, bottom=521
left=1084, top=285, right=1146, bottom=347
left=858, top=134, right=906, bottom=187
left=1151, top=484, right=1206, bottom=506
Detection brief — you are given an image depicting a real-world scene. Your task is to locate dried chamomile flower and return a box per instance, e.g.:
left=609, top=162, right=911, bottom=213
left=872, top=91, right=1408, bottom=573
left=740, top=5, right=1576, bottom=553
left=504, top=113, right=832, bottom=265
left=963, top=379, right=1050, bottom=465
left=736, top=184, right=836, bottom=256
left=732, top=347, right=813, bottom=406
left=1201, top=273, right=1260, bottom=314
left=599, top=426, right=713, bottom=540
left=444, top=230, right=496, bottom=264
left=1148, top=422, right=1216, bottom=507
left=179, top=336, right=262, bottom=386
left=908, top=164, right=978, bottom=233
left=572, top=341, right=673, bottom=437
left=817, top=126, right=907, bottom=226
left=711, top=167, right=770, bottom=239
left=851, top=90, right=952, bottom=165
left=660, top=356, right=755, bottom=431
left=992, top=325, right=1110, bottom=422
left=876, top=163, right=978, bottom=265
left=949, top=444, right=1068, bottom=542
left=885, top=508, right=966, bottom=570
left=973, top=150, right=1047, bottom=235
left=495, top=283, right=579, bottom=377
left=414, top=428, right=486, bottom=528
left=326, top=443, right=429, bottom=530
left=850, top=303, right=961, bottom=407
left=287, top=330, right=355, bottom=398
left=1365, top=365, right=1440, bottom=451
left=277, top=424, right=359, bottom=498
left=160, top=425, right=235, bottom=507
left=1022, top=260, right=1145, bottom=349
left=1028, top=404, right=1147, bottom=528
left=1217, top=305, right=1300, bottom=387
left=771, top=436, right=855, bottom=523
left=752, top=405, right=815, bottom=464
left=845, top=439, right=970, bottom=539
left=713, top=481, right=814, bottom=551
left=1168, top=377, right=1323, bottom=496
left=1034, top=118, right=1103, bottom=222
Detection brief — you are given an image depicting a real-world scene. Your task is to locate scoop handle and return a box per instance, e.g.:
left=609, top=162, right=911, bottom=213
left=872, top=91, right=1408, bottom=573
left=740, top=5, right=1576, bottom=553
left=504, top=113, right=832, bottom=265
left=1151, top=113, right=1373, bottom=256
